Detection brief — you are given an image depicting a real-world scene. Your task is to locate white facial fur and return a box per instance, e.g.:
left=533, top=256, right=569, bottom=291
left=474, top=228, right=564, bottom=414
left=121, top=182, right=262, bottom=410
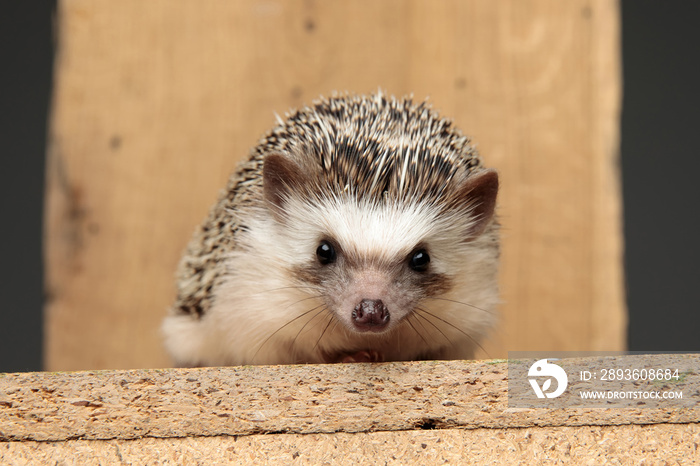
left=161, top=190, right=498, bottom=366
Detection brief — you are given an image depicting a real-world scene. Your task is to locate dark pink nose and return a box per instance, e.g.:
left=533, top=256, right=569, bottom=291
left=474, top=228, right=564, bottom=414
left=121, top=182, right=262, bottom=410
left=352, top=299, right=390, bottom=332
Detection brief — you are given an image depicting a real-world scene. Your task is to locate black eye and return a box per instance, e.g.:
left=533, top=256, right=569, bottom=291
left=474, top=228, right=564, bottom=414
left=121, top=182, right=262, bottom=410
left=409, top=249, right=430, bottom=272
left=316, top=240, right=337, bottom=265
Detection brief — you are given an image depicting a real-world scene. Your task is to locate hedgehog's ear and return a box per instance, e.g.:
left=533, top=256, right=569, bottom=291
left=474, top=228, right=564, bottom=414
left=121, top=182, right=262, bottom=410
left=454, top=169, right=499, bottom=239
left=263, top=153, right=307, bottom=220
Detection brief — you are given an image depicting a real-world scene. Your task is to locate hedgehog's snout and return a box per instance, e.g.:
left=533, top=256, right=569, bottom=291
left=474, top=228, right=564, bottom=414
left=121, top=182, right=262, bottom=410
left=352, top=299, right=390, bottom=332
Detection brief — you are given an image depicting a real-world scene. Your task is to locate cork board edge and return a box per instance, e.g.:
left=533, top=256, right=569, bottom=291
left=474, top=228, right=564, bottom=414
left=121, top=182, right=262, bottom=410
left=2, top=356, right=698, bottom=443
left=3, top=424, right=699, bottom=464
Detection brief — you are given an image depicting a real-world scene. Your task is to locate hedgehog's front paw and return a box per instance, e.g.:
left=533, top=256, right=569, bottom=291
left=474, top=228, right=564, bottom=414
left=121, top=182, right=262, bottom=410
left=339, top=350, right=383, bottom=363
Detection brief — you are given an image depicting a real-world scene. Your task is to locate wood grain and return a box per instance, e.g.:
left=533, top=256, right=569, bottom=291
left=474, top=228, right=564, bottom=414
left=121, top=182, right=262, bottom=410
left=45, top=0, right=623, bottom=370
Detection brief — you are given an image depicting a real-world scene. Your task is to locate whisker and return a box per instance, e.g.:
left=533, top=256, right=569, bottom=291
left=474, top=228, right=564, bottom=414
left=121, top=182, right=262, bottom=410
left=329, top=319, right=342, bottom=339
left=251, top=303, right=325, bottom=363
left=422, top=297, right=494, bottom=316
left=405, top=316, right=429, bottom=347
left=313, top=314, right=336, bottom=352
left=409, top=311, right=432, bottom=339
left=413, top=309, right=453, bottom=346
left=416, top=306, right=489, bottom=357
left=251, top=285, right=320, bottom=297
left=277, top=294, right=325, bottom=314
left=290, top=305, right=329, bottom=347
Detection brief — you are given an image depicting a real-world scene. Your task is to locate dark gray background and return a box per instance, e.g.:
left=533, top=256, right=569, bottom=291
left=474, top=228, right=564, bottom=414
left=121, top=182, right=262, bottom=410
left=1, top=2, right=698, bottom=372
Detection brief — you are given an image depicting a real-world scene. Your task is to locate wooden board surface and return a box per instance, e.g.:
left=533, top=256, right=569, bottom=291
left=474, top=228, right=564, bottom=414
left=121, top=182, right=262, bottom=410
left=45, top=0, right=623, bottom=370
left=3, top=357, right=697, bottom=463
left=4, top=424, right=699, bottom=465
left=2, top=357, right=698, bottom=442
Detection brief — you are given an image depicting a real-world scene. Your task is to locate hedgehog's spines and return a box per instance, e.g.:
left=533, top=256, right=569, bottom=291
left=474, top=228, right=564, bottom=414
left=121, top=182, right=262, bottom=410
left=280, top=93, right=476, bottom=204
left=171, top=92, right=487, bottom=319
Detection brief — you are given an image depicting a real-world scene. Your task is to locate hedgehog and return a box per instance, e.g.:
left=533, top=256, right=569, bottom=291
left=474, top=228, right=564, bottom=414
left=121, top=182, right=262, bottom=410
left=161, top=92, right=499, bottom=366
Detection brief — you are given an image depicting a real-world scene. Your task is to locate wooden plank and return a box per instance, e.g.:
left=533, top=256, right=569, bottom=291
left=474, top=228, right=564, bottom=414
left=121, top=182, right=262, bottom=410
left=3, top=424, right=698, bottom=465
left=1, top=357, right=698, bottom=443
left=45, top=0, right=623, bottom=370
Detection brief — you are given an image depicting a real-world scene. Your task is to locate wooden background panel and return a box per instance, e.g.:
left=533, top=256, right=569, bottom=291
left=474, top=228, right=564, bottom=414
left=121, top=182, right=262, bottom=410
left=45, top=0, right=623, bottom=370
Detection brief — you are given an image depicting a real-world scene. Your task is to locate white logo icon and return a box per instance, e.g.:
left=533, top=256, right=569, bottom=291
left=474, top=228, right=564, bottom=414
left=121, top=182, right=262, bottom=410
left=528, top=359, right=568, bottom=399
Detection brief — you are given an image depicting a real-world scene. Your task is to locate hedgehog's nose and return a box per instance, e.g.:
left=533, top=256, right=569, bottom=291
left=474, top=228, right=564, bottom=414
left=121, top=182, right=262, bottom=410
left=352, top=299, right=390, bottom=332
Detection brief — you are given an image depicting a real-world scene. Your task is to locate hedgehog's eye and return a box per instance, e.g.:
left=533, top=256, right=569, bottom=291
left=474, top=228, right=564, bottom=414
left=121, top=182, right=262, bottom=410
left=316, top=240, right=337, bottom=265
left=409, top=249, right=430, bottom=272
